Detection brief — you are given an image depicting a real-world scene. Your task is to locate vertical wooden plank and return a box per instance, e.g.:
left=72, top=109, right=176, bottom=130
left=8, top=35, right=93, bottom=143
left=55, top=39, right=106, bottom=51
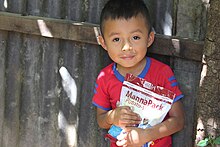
left=78, top=44, right=101, bottom=147
left=77, top=44, right=111, bottom=147
left=38, top=37, right=60, bottom=147
left=57, top=1, right=87, bottom=146
left=3, top=32, right=23, bottom=147
left=0, top=30, right=8, bottom=147
left=63, top=0, right=83, bottom=21
left=7, top=0, right=26, bottom=14
left=175, top=0, right=206, bottom=40
left=154, top=0, right=173, bottom=35
left=18, top=1, right=45, bottom=147
left=95, top=47, right=112, bottom=147
left=142, top=0, right=173, bottom=35
left=84, top=1, right=126, bottom=146
left=36, top=1, right=62, bottom=147
left=172, top=58, right=201, bottom=147
left=143, top=0, right=156, bottom=28
left=18, top=35, right=42, bottom=147
left=80, top=1, right=113, bottom=146
left=58, top=41, right=84, bottom=147
left=84, top=1, right=112, bottom=145
left=87, top=0, right=108, bottom=23
left=26, top=0, right=44, bottom=16
left=19, top=1, right=63, bottom=145
left=2, top=1, right=26, bottom=147
left=0, top=0, right=7, bottom=11
left=42, top=0, right=62, bottom=18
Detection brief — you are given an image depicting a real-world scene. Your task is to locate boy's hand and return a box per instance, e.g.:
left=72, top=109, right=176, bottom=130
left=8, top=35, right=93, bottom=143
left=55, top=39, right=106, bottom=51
left=110, top=106, right=141, bottom=128
left=96, top=106, right=141, bottom=129
left=116, top=127, right=148, bottom=147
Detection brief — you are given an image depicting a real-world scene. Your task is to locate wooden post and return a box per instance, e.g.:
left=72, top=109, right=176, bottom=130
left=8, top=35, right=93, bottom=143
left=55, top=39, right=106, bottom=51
left=0, top=30, right=8, bottom=147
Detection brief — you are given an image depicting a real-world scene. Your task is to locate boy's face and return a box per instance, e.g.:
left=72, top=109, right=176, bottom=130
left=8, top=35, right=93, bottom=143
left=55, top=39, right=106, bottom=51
left=99, top=14, right=154, bottom=69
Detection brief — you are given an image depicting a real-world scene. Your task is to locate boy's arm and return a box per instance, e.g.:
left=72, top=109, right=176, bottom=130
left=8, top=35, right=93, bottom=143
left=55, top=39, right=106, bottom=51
left=96, top=108, right=113, bottom=129
left=146, top=100, right=185, bottom=140
left=116, top=101, right=185, bottom=146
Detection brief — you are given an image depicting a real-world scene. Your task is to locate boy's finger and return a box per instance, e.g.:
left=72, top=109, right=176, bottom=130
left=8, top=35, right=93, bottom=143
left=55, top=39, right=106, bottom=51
left=116, top=138, right=127, bottom=146
left=117, top=130, right=127, bottom=140
left=122, top=108, right=141, bottom=117
left=120, top=106, right=133, bottom=111
left=122, top=114, right=142, bottom=121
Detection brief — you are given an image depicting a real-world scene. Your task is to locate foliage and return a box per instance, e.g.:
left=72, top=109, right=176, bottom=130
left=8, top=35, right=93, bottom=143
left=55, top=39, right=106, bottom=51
left=197, top=135, right=220, bottom=147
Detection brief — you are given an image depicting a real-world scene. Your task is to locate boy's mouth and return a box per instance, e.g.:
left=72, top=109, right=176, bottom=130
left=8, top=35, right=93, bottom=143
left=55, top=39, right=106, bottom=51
left=121, top=56, right=134, bottom=60
left=120, top=55, right=135, bottom=60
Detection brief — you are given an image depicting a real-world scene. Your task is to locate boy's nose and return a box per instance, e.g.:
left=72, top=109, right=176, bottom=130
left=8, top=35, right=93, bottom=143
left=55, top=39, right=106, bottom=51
left=122, top=41, right=132, bottom=51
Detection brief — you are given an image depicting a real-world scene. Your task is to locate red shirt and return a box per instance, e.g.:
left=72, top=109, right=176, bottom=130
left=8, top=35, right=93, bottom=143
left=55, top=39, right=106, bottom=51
left=92, top=57, right=183, bottom=147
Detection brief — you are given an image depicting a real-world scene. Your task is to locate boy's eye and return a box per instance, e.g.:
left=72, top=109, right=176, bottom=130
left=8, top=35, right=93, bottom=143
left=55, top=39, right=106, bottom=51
left=133, top=36, right=140, bottom=40
left=113, top=38, right=120, bottom=42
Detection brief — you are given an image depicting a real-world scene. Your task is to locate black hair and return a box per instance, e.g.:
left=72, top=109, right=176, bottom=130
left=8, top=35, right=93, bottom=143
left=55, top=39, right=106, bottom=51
left=100, top=0, right=152, bottom=35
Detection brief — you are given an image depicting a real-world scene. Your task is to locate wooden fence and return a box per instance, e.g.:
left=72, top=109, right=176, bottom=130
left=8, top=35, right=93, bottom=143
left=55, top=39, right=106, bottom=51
left=0, top=0, right=207, bottom=147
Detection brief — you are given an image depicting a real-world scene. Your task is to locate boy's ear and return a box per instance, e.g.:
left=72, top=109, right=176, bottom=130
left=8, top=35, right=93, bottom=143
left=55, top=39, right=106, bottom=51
left=97, top=36, right=107, bottom=51
left=147, top=31, right=155, bottom=48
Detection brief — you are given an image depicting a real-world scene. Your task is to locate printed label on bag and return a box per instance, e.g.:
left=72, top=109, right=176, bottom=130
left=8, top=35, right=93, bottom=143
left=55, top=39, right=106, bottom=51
left=120, top=73, right=175, bottom=128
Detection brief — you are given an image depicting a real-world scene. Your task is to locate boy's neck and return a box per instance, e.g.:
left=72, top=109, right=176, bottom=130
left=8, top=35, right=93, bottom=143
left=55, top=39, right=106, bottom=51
left=116, top=58, right=147, bottom=77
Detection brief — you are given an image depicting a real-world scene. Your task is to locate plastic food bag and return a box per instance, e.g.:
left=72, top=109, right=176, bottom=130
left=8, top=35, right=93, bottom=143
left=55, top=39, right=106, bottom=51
left=108, top=73, right=176, bottom=138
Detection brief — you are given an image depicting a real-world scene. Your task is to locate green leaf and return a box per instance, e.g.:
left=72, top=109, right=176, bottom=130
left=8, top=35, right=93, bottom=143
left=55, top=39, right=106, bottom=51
left=197, top=138, right=209, bottom=147
left=213, top=136, right=220, bottom=145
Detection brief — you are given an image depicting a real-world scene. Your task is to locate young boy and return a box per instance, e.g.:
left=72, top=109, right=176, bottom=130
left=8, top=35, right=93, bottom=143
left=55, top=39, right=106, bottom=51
left=92, top=0, right=185, bottom=146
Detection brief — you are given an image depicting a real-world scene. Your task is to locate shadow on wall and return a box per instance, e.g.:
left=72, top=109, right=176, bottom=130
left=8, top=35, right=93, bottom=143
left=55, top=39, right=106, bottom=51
left=59, top=67, right=78, bottom=147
